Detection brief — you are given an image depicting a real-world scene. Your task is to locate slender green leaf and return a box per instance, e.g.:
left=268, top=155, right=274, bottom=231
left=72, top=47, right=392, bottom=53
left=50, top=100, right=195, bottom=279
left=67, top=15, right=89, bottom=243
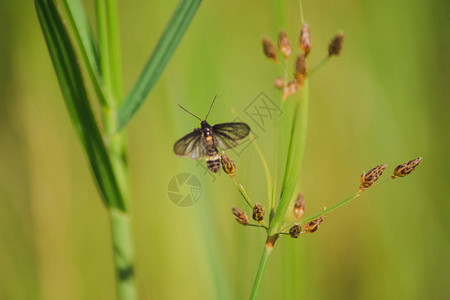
left=60, top=0, right=107, bottom=105
left=35, top=0, right=126, bottom=211
left=269, top=79, right=309, bottom=236
left=117, top=0, right=202, bottom=130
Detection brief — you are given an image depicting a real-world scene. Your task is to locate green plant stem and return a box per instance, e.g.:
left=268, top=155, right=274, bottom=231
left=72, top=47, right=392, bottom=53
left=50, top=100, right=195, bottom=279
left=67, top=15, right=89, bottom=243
left=249, top=244, right=273, bottom=300
left=302, top=192, right=360, bottom=224
left=105, top=0, right=122, bottom=100
left=232, top=178, right=254, bottom=209
left=249, top=81, right=310, bottom=300
left=96, top=0, right=112, bottom=104
left=299, top=0, right=305, bottom=23
left=281, top=178, right=394, bottom=231
left=281, top=192, right=361, bottom=233
left=270, top=79, right=309, bottom=236
left=270, top=61, right=289, bottom=222
left=98, top=0, right=136, bottom=299
left=309, top=55, right=331, bottom=76
left=251, top=134, right=273, bottom=208
left=109, top=210, right=137, bottom=300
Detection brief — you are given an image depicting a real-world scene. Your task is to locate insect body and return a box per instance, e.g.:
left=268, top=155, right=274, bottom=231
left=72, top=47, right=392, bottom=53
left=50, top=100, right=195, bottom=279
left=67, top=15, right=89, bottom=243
left=173, top=97, right=250, bottom=173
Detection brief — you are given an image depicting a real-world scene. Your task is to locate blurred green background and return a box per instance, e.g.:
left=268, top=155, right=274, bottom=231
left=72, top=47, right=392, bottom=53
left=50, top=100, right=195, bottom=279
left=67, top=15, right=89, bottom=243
left=1, top=0, right=449, bottom=299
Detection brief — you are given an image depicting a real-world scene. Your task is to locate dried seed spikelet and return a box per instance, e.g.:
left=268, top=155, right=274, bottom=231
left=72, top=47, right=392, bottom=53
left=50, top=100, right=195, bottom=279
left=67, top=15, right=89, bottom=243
left=252, top=203, right=265, bottom=222
left=295, top=54, right=307, bottom=87
left=274, top=76, right=284, bottom=89
left=328, top=32, right=344, bottom=56
left=288, top=80, right=298, bottom=94
left=300, top=23, right=312, bottom=55
left=303, top=216, right=325, bottom=233
left=283, top=80, right=299, bottom=100
left=232, top=207, right=249, bottom=225
left=289, top=224, right=302, bottom=238
left=392, top=157, right=422, bottom=179
left=221, top=152, right=236, bottom=178
left=278, top=30, right=292, bottom=60
left=262, top=37, right=278, bottom=62
left=360, top=164, right=387, bottom=191
left=294, top=193, right=306, bottom=220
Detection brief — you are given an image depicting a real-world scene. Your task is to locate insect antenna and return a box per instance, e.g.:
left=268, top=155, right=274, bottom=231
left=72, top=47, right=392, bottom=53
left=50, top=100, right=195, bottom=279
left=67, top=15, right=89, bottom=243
left=178, top=105, right=202, bottom=121
left=204, top=95, right=217, bottom=120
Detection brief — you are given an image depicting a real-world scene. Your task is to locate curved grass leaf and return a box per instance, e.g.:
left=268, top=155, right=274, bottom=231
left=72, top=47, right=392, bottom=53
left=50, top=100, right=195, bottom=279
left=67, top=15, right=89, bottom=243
left=60, top=0, right=107, bottom=106
left=35, top=0, right=126, bottom=211
left=117, top=0, right=202, bottom=130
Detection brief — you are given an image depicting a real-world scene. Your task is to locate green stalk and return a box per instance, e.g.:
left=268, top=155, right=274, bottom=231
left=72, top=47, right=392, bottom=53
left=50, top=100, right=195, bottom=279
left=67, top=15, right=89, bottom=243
left=308, top=55, right=331, bottom=77
left=270, top=79, right=309, bottom=236
left=249, top=80, right=310, bottom=299
left=109, top=210, right=137, bottom=300
left=97, top=0, right=136, bottom=298
left=301, top=192, right=360, bottom=224
left=249, top=244, right=273, bottom=300
left=251, top=135, right=273, bottom=207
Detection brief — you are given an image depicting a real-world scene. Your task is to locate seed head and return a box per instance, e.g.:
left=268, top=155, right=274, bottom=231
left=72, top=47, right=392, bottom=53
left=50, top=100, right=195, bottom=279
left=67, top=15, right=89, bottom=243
left=221, top=152, right=236, bottom=178
left=303, top=216, right=325, bottom=233
left=300, top=23, right=312, bottom=55
left=274, top=76, right=284, bottom=89
left=232, top=207, right=249, bottom=225
left=252, top=203, right=265, bottom=222
left=289, top=224, right=302, bottom=238
left=328, top=32, right=344, bottom=56
left=294, top=193, right=306, bottom=220
left=392, top=157, right=422, bottom=179
left=360, top=164, right=387, bottom=191
left=283, top=80, right=299, bottom=100
left=278, top=30, right=292, bottom=60
left=295, top=54, right=307, bottom=87
left=262, top=37, right=278, bottom=62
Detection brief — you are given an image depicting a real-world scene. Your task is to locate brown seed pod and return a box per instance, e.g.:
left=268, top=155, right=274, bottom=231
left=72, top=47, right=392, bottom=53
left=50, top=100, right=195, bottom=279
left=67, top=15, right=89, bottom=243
left=303, top=216, right=325, bottom=233
left=278, top=30, right=292, bottom=60
left=295, top=53, right=307, bottom=87
left=221, top=152, right=236, bottom=178
left=294, top=193, right=306, bottom=220
left=360, top=164, right=387, bottom=191
left=328, top=32, right=344, bottom=56
left=252, top=203, right=265, bottom=222
left=232, top=207, right=249, bottom=225
left=300, top=23, right=312, bottom=55
left=289, top=224, right=302, bottom=238
left=392, top=157, right=422, bottom=179
left=262, top=37, right=278, bottom=62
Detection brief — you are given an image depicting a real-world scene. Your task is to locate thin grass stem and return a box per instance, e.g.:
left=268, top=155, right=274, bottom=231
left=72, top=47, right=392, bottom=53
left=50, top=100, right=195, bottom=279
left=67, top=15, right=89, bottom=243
left=232, top=178, right=254, bottom=209
left=98, top=1, right=137, bottom=299
left=251, top=134, right=273, bottom=209
left=249, top=244, right=273, bottom=300
left=308, top=55, right=331, bottom=76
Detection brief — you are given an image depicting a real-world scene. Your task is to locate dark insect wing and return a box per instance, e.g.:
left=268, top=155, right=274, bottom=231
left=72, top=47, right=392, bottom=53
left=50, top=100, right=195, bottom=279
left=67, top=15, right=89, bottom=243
left=173, top=129, right=205, bottom=159
left=212, top=122, right=251, bottom=150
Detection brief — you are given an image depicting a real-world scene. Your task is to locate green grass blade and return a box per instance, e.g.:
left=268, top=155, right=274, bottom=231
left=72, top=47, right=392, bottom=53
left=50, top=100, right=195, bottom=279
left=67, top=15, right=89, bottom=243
left=60, top=0, right=107, bottom=105
left=117, top=0, right=202, bottom=130
left=269, top=79, right=310, bottom=236
left=35, top=0, right=126, bottom=211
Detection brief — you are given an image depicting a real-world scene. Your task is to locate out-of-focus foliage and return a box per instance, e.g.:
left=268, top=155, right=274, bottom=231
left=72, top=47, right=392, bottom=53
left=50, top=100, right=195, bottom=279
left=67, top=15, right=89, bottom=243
left=0, top=0, right=448, bottom=299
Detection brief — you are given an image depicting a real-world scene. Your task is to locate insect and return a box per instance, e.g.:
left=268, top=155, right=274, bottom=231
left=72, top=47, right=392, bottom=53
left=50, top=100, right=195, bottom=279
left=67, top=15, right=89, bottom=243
left=173, top=96, right=251, bottom=173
